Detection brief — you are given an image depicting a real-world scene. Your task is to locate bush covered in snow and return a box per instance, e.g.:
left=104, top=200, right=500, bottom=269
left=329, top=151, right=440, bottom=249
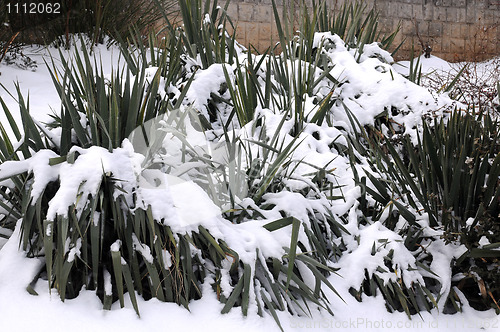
left=0, top=0, right=499, bottom=329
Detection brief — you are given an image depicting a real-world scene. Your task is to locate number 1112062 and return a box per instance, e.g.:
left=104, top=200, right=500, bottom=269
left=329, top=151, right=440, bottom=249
left=7, top=2, right=61, bottom=14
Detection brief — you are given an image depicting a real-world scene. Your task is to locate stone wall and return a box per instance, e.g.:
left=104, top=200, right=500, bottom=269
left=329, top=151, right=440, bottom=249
left=226, top=0, right=500, bottom=61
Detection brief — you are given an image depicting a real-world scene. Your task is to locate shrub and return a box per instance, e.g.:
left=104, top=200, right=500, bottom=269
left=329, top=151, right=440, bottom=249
left=347, top=107, right=500, bottom=314
left=156, top=0, right=239, bottom=69
left=4, top=0, right=493, bottom=328
left=0, top=13, right=344, bottom=330
left=313, top=0, right=402, bottom=59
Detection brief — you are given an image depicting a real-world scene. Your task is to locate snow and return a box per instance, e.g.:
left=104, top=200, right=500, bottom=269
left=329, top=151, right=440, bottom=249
left=103, top=268, right=113, bottom=296
left=110, top=240, right=122, bottom=252
left=394, top=54, right=500, bottom=108
left=0, top=225, right=498, bottom=332
left=132, top=234, right=154, bottom=264
left=0, top=149, right=60, bottom=202
left=336, top=221, right=424, bottom=289
left=67, top=238, right=82, bottom=263
left=307, top=33, right=460, bottom=144
left=185, top=63, right=232, bottom=118
left=395, top=54, right=454, bottom=77
left=0, top=39, right=499, bottom=331
left=44, top=145, right=138, bottom=219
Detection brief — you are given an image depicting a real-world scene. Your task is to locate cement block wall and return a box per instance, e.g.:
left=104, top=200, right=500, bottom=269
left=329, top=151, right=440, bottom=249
left=226, top=0, right=500, bottom=61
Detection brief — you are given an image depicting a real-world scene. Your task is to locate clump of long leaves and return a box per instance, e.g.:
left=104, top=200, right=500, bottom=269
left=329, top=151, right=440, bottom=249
left=116, top=0, right=242, bottom=129
left=142, top=109, right=347, bottom=326
left=0, top=27, right=344, bottom=332
left=346, top=105, right=500, bottom=314
left=336, top=106, right=441, bottom=318
left=45, top=42, right=175, bottom=154
left=0, top=38, right=195, bottom=308
left=155, top=0, right=239, bottom=69
left=220, top=0, right=341, bottom=130
left=312, top=0, right=402, bottom=60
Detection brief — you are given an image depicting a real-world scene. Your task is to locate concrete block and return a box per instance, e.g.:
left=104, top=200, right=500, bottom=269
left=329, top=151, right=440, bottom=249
left=402, top=20, right=417, bottom=37
left=412, top=4, right=423, bottom=20
left=380, top=1, right=391, bottom=17
left=483, top=8, right=499, bottom=23
left=428, top=22, right=443, bottom=37
left=416, top=20, right=430, bottom=37
left=464, top=24, right=480, bottom=53
left=225, top=24, right=236, bottom=36
left=374, top=1, right=389, bottom=14
left=456, top=8, right=466, bottom=22
left=238, top=3, right=256, bottom=21
left=246, top=22, right=260, bottom=46
left=476, top=8, right=486, bottom=19
left=460, top=23, right=470, bottom=38
left=254, top=4, right=273, bottom=23
left=234, top=22, right=247, bottom=41
left=258, top=23, right=273, bottom=41
left=393, top=29, right=405, bottom=47
left=445, top=7, right=458, bottom=22
left=449, top=23, right=462, bottom=39
left=475, top=0, right=489, bottom=10
left=397, top=3, right=413, bottom=19
left=441, top=37, right=451, bottom=53
left=465, top=7, right=476, bottom=23
left=378, top=17, right=394, bottom=34
left=441, top=21, right=452, bottom=38
left=433, top=7, right=447, bottom=21
left=422, top=4, right=434, bottom=21
left=431, top=38, right=442, bottom=54
left=226, top=3, right=239, bottom=21
left=364, top=0, right=376, bottom=9
left=257, top=39, right=271, bottom=52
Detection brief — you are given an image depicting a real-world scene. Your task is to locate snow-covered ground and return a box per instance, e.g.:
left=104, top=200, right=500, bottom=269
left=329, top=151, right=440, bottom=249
left=0, top=42, right=499, bottom=331
left=0, top=224, right=498, bottom=331
left=395, top=55, right=500, bottom=108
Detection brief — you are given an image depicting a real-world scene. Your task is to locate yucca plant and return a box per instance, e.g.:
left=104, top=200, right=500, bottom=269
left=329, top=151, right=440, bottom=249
left=182, top=0, right=399, bottom=132
left=264, top=0, right=401, bottom=133
left=227, top=0, right=339, bottom=133
left=345, top=105, right=500, bottom=314
left=0, top=83, right=38, bottom=232
left=405, top=47, right=423, bottom=85
left=0, top=29, right=347, bottom=331
left=313, top=0, right=402, bottom=59
left=221, top=53, right=263, bottom=127
left=334, top=105, right=442, bottom=317
left=156, top=0, right=239, bottom=69
left=45, top=43, right=172, bottom=154
left=0, top=40, right=196, bottom=308
left=372, top=110, right=500, bottom=234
